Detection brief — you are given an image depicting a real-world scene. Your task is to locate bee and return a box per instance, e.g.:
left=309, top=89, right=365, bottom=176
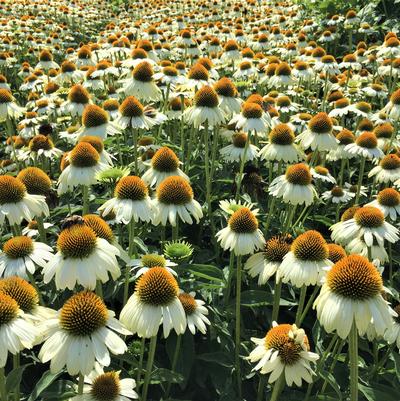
left=60, top=215, right=85, bottom=230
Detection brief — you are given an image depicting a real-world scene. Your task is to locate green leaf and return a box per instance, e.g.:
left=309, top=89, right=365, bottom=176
left=149, top=368, right=184, bottom=384
left=28, top=371, right=62, bottom=401
left=189, top=264, right=224, bottom=282
left=240, top=290, right=295, bottom=307
left=359, top=383, right=400, bottom=401
left=197, top=352, right=233, bottom=367
left=317, top=370, right=343, bottom=400
left=6, top=363, right=31, bottom=392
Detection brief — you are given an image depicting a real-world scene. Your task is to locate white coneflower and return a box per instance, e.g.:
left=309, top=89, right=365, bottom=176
left=152, top=176, right=203, bottom=226
left=21, top=134, right=63, bottom=161
left=70, top=365, right=138, bottom=401
left=0, top=292, right=39, bottom=367
left=314, top=55, right=340, bottom=75
left=22, top=220, right=53, bottom=238
left=367, top=188, right=400, bottom=221
left=184, top=85, right=226, bottom=128
left=119, top=61, right=161, bottom=102
left=248, top=322, right=319, bottom=386
left=0, top=236, right=53, bottom=279
left=0, top=175, right=49, bottom=226
left=269, top=163, right=317, bottom=206
left=314, top=255, right=394, bottom=338
left=368, top=154, right=400, bottom=184
left=245, top=234, right=292, bottom=285
left=297, top=112, right=338, bottom=151
left=229, top=101, right=271, bottom=134
left=220, top=132, right=259, bottom=163
left=219, top=198, right=257, bottom=215
left=57, top=142, right=108, bottom=195
left=216, top=207, right=265, bottom=255
left=39, top=291, right=129, bottom=375
left=345, top=131, right=383, bottom=160
left=374, top=123, right=398, bottom=150
left=347, top=101, right=372, bottom=119
left=142, top=147, right=188, bottom=188
left=384, top=304, right=400, bottom=350
left=326, top=129, right=356, bottom=161
left=279, top=230, right=332, bottom=287
left=0, top=89, right=25, bottom=121
left=61, top=84, right=92, bottom=117
left=346, top=237, right=389, bottom=263
left=120, top=267, right=186, bottom=338
left=330, top=206, right=399, bottom=247
left=77, top=105, right=120, bottom=141
left=116, top=96, right=166, bottom=130
left=311, top=166, right=336, bottom=184
left=382, top=88, right=400, bottom=120
left=178, top=292, right=210, bottom=334
left=79, top=136, right=114, bottom=166
left=213, top=77, right=242, bottom=116
left=55, top=60, right=84, bottom=85
left=259, top=123, right=305, bottom=163
left=0, top=276, right=54, bottom=325
left=322, top=186, right=355, bottom=203
left=42, top=224, right=120, bottom=290
left=269, top=62, right=296, bottom=87
left=98, top=176, right=154, bottom=224
left=35, top=49, right=59, bottom=70
left=129, top=253, right=177, bottom=278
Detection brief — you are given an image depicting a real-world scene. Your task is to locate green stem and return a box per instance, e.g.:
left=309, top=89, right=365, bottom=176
left=235, top=255, right=243, bottom=399
left=136, top=337, right=145, bottom=389
left=338, top=158, right=346, bottom=186
left=354, top=157, right=366, bottom=205
left=235, top=131, right=251, bottom=201
left=388, top=243, right=393, bottom=286
left=133, top=128, right=139, bottom=175
left=26, top=271, right=44, bottom=305
left=13, top=354, right=20, bottom=401
left=224, top=252, right=235, bottom=305
left=349, top=322, right=359, bottom=401
left=165, top=334, right=182, bottom=398
left=82, top=185, right=89, bottom=215
left=270, top=373, right=285, bottom=401
left=264, top=197, right=277, bottom=233
left=299, top=285, right=319, bottom=325
left=0, top=367, right=7, bottom=401
left=36, top=216, right=46, bottom=243
left=320, top=337, right=344, bottom=394
left=271, top=278, right=282, bottom=323
left=78, top=373, right=84, bottom=394
left=172, top=221, right=179, bottom=241
left=123, top=219, right=137, bottom=305
left=95, top=280, right=103, bottom=299
left=295, top=285, right=307, bottom=326
left=142, top=335, right=157, bottom=401
left=256, top=374, right=267, bottom=401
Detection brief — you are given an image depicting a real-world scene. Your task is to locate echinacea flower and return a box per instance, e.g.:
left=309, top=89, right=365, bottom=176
left=0, top=292, right=39, bottom=367
left=279, top=231, right=333, bottom=287
left=0, top=175, right=49, bottom=226
left=330, top=206, right=399, bottom=247
left=220, top=132, right=259, bottom=163
left=152, top=176, right=203, bottom=226
left=120, top=267, right=186, bottom=338
left=314, top=255, right=394, bottom=338
left=61, top=84, right=92, bottom=117
left=178, top=291, right=210, bottom=334
left=0, top=236, right=53, bottom=279
left=69, top=365, right=138, bottom=401
left=296, top=112, right=338, bottom=151
left=384, top=304, right=400, bottom=350
left=57, top=142, right=108, bottom=195
left=245, top=234, right=292, bottom=285
left=248, top=322, right=319, bottom=386
left=99, top=176, right=154, bottom=224
left=142, top=147, right=189, bottom=188
left=367, top=188, right=400, bottom=221
left=368, top=154, right=400, bottom=184
left=184, top=85, right=226, bottom=128
left=129, top=253, right=177, bottom=278
left=39, top=291, right=129, bottom=375
left=322, top=186, right=354, bottom=204
left=0, top=89, right=25, bottom=121
left=259, top=123, right=305, bottom=163
left=345, top=131, right=383, bottom=160
left=229, top=102, right=271, bottom=134
left=216, top=207, right=265, bottom=255
left=269, top=163, right=317, bottom=206
left=43, top=224, right=120, bottom=290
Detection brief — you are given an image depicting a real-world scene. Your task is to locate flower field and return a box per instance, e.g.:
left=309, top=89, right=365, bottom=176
left=0, top=0, right=399, bottom=400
